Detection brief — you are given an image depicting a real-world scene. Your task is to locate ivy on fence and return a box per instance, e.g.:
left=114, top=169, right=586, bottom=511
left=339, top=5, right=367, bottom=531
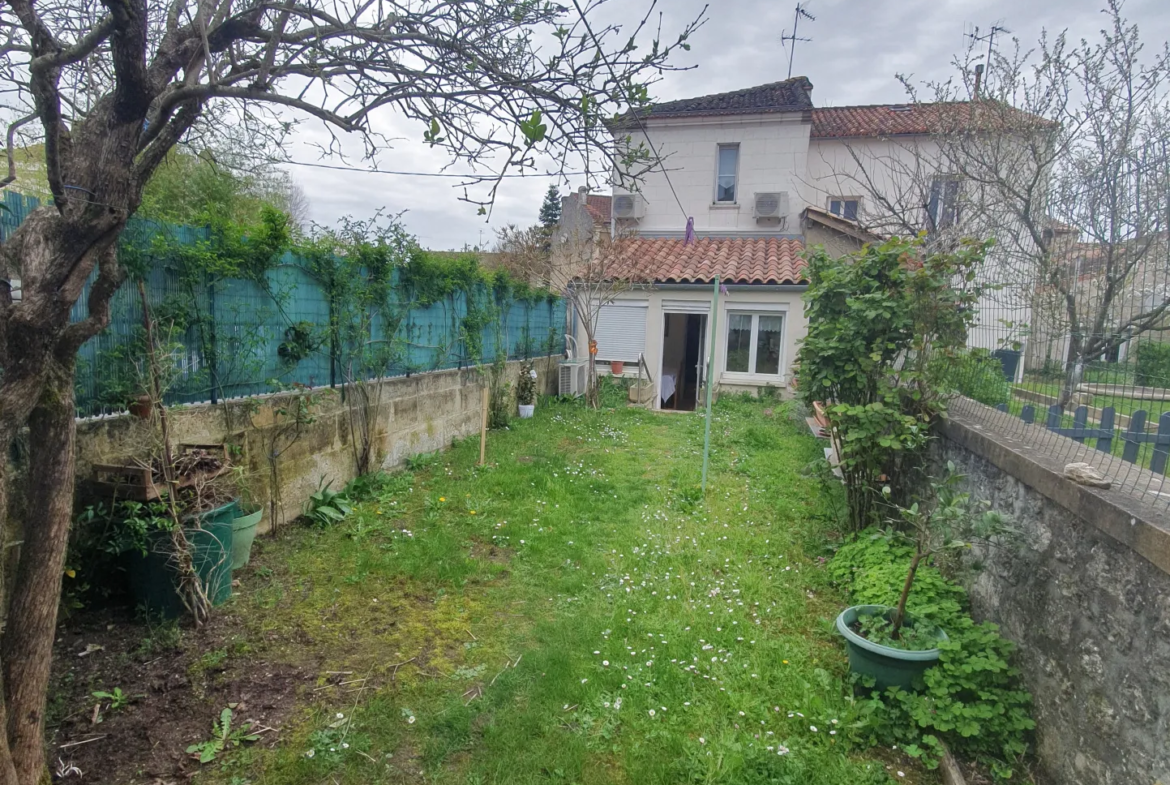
left=0, top=192, right=566, bottom=417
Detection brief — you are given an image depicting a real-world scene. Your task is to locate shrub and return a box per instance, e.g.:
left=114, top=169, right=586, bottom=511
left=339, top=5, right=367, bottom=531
left=943, top=349, right=1011, bottom=407
left=833, top=531, right=1035, bottom=781
left=1134, top=341, right=1170, bottom=388
left=797, top=237, right=990, bottom=529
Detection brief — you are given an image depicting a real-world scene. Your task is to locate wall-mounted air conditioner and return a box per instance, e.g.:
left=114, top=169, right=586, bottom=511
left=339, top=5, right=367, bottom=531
left=753, top=192, right=789, bottom=221
left=558, top=360, right=588, bottom=397
left=612, top=193, right=646, bottom=220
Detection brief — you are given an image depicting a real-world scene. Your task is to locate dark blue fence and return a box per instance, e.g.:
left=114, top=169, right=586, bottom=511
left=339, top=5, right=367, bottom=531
left=994, top=402, right=1170, bottom=474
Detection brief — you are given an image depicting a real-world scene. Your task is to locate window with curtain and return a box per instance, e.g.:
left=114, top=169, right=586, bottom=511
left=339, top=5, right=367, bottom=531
left=927, top=176, right=961, bottom=230
left=715, top=144, right=739, bottom=203
left=724, top=312, right=785, bottom=377
left=828, top=197, right=860, bottom=221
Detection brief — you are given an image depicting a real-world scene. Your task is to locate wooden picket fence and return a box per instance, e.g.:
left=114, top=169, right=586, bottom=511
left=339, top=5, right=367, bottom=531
left=994, top=403, right=1170, bottom=474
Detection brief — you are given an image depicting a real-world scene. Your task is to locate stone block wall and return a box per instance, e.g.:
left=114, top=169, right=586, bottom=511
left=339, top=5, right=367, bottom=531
left=68, top=358, right=557, bottom=535
left=939, top=414, right=1170, bottom=785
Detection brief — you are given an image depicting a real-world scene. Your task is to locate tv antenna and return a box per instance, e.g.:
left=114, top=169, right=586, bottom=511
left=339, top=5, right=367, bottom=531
left=966, top=21, right=1010, bottom=71
left=781, top=3, right=816, bottom=80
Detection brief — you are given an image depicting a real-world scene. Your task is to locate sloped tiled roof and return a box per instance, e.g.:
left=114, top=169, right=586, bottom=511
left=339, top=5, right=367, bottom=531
left=811, top=102, right=1053, bottom=139
left=583, top=194, right=611, bottom=223
left=611, top=78, right=814, bottom=128
left=608, top=237, right=806, bottom=284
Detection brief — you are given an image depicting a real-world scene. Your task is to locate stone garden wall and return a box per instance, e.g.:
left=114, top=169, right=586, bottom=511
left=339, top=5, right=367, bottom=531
left=72, top=358, right=556, bottom=534
left=938, top=410, right=1170, bottom=785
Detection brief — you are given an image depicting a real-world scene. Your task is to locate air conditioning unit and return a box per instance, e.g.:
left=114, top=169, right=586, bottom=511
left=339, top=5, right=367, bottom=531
left=558, top=359, right=588, bottom=397
left=612, top=193, right=646, bottom=220
left=753, top=191, right=789, bottom=220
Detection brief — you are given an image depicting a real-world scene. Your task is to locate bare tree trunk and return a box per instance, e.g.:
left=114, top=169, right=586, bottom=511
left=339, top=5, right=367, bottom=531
left=890, top=549, right=923, bottom=638
left=2, top=357, right=76, bottom=785
left=1058, top=332, right=1084, bottom=408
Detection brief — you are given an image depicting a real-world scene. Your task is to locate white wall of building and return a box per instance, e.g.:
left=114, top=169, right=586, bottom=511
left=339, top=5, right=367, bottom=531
left=616, top=114, right=811, bottom=236
left=575, top=285, right=808, bottom=405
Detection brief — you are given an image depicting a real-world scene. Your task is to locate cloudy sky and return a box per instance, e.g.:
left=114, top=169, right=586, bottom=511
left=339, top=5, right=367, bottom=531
left=282, top=0, right=1169, bottom=250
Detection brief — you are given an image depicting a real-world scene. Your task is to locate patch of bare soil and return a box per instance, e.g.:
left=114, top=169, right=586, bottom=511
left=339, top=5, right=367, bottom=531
left=467, top=536, right=512, bottom=566
left=48, top=606, right=307, bottom=785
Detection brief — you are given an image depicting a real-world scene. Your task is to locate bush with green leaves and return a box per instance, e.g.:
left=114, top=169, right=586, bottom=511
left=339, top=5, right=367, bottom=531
left=942, top=349, right=1011, bottom=407
left=304, top=480, right=354, bottom=527
left=1134, top=341, right=1170, bottom=388
left=797, top=236, right=990, bottom=530
left=831, top=532, right=1035, bottom=781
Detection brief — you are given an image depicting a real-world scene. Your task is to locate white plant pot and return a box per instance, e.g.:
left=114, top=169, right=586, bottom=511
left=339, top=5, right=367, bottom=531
left=518, top=404, right=535, bottom=419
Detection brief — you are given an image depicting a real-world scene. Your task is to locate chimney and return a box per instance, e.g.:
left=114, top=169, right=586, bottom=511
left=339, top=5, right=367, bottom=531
left=974, top=64, right=984, bottom=98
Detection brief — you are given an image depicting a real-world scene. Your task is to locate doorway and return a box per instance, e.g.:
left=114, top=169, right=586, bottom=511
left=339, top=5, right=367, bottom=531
left=660, top=312, right=708, bottom=411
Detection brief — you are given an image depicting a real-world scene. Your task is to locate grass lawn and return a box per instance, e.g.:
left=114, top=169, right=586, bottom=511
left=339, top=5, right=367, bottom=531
left=51, top=389, right=932, bottom=785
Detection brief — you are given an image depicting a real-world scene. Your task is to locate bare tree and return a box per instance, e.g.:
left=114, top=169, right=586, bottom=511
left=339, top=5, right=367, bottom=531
left=813, top=1, right=1170, bottom=406
left=0, top=0, right=703, bottom=781
left=495, top=217, right=644, bottom=407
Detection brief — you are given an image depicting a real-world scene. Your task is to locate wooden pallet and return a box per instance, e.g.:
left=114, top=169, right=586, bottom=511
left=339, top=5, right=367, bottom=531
left=90, top=443, right=231, bottom=501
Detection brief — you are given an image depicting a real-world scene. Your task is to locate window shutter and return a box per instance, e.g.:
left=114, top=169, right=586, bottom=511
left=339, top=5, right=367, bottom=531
left=594, top=302, right=647, bottom=361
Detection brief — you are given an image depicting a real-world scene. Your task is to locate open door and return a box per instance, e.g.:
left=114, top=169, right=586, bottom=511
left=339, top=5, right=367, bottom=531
left=661, top=311, right=709, bottom=411
left=694, top=314, right=709, bottom=407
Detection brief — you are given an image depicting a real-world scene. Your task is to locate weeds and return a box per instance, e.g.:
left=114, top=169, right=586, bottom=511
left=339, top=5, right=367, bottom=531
left=186, top=708, right=260, bottom=764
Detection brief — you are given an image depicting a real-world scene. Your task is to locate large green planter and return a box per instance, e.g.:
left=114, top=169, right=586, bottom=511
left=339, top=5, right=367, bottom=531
left=836, top=605, right=947, bottom=691
left=231, top=506, right=263, bottom=570
left=126, top=501, right=237, bottom=619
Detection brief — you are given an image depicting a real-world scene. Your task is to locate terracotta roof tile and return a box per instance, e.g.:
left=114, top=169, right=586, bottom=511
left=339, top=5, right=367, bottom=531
left=583, top=194, right=611, bottom=223
left=811, top=101, right=1052, bottom=139
left=611, top=78, right=814, bottom=128
left=609, top=237, right=806, bottom=285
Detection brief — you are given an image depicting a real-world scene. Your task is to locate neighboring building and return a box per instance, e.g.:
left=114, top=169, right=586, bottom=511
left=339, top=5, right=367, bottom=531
left=567, top=77, right=1007, bottom=408
left=1026, top=229, right=1170, bottom=372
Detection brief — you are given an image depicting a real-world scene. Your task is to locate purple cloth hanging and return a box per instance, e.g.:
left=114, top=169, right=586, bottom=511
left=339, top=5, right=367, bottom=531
left=684, top=217, right=696, bottom=246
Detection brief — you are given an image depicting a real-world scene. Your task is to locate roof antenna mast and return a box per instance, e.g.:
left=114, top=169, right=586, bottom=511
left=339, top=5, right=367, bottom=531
left=964, top=21, right=1010, bottom=96
left=782, top=3, right=816, bottom=80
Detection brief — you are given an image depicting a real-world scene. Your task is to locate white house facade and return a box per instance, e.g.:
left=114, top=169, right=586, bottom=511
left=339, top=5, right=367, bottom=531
left=571, top=78, right=1027, bottom=410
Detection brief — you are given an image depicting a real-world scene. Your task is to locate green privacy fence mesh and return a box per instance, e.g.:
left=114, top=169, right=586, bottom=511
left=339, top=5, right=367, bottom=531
left=1, top=191, right=566, bottom=418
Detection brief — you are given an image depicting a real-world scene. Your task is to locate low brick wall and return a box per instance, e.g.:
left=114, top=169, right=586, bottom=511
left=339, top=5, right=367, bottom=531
left=69, top=358, right=557, bottom=534
left=938, top=411, right=1170, bottom=785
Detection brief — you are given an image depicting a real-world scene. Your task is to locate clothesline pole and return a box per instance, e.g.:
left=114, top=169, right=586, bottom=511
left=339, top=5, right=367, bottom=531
left=701, top=275, right=720, bottom=493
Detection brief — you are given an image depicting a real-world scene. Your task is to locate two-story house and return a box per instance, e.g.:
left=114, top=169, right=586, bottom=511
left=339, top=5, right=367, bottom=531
left=570, top=77, right=1024, bottom=410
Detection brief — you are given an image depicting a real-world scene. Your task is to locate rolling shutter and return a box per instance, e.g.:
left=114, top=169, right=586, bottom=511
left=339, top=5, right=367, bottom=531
left=594, top=301, right=647, bottom=361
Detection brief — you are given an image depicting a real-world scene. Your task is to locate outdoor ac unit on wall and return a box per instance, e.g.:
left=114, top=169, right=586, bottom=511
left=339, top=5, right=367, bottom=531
left=612, top=193, right=646, bottom=220
left=558, top=360, right=588, bottom=397
left=753, top=192, right=789, bottom=221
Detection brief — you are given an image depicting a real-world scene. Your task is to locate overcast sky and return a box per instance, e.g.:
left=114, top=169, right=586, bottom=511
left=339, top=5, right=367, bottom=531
left=281, top=0, right=1170, bottom=251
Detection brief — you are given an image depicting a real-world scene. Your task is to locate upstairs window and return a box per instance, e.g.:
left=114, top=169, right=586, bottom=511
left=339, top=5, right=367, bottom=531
left=928, top=176, right=962, bottom=230
left=715, top=144, right=739, bottom=203
left=828, top=197, right=860, bottom=221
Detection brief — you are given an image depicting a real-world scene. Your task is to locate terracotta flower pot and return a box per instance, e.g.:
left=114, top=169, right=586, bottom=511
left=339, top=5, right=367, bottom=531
left=812, top=400, right=830, bottom=429
left=128, top=395, right=152, bottom=419
left=610, top=360, right=625, bottom=375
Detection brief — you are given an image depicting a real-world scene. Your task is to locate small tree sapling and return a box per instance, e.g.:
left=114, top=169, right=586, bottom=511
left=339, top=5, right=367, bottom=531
left=883, top=465, right=1012, bottom=640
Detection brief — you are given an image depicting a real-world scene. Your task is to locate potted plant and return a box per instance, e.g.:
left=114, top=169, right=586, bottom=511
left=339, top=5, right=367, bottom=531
left=517, top=360, right=537, bottom=419
left=837, top=466, right=1010, bottom=690
left=128, top=393, right=153, bottom=419
left=229, top=466, right=263, bottom=570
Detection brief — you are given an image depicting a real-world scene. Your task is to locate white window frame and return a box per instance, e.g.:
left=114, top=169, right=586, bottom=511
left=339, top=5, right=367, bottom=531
left=827, top=196, right=862, bottom=222
left=714, top=143, right=740, bottom=204
left=721, top=305, right=787, bottom=382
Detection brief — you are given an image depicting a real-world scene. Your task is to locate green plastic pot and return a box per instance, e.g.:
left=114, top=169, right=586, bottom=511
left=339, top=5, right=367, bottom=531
left=126, top=501, right=237, bottom=619
left=231, top=506, right=263, bottom=570
left=836, top=605, right=947, bottom=691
